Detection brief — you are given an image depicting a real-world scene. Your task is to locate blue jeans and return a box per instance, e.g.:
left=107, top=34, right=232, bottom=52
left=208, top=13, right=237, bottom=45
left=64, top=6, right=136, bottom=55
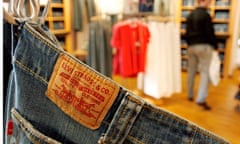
left=4, top=22, right=229, bottom=144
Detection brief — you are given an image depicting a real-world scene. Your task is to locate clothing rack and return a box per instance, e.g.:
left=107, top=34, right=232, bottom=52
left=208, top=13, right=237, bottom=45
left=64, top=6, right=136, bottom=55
left=91, top=14, right=119, bottom=26
left=121, top=13, right=176, bottom=24
left=147, top=15, right=175, bottom=23
left=122, top=12, right=152, bottom=19
left=90, top=15, right=106, bottom=22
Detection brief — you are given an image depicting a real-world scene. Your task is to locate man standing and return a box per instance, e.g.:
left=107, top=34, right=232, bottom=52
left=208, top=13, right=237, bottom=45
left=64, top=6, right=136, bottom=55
left=185, top=0, right=217, bottom=110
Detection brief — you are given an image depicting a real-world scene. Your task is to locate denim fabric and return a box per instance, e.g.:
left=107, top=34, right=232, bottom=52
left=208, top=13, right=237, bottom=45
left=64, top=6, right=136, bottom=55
left=4, top=22, right=229, bottom=144
left=102, top=92, right=229, bottom=144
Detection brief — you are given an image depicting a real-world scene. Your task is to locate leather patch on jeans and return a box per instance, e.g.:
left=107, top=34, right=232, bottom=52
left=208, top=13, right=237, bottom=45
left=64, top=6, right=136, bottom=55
left=46, top=54, right=120, bottom=129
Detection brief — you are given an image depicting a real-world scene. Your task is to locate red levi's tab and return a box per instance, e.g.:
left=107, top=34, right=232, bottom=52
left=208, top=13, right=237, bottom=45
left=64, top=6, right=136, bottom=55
left=46, top=54, right=120, bottom=130
left=7, top=120, right=14, bottom=135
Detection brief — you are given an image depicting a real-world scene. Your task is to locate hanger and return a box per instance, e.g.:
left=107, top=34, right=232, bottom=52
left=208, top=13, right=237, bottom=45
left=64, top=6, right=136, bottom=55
left=40, top=0, right=50, bottom=19
left=3, top=7, right=17, bottom=25
left=38, top=0, right=51, bottom=24
left=3, top=0, right=50, bottom=25
left=3, top=0, right=18, bottom=25
left=7, top=0, right=25, bottom=22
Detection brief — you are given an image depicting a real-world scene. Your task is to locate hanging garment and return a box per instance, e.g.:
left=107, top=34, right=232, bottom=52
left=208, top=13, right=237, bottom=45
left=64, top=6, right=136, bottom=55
left=123, top=0, right=139, bottom=14
left=139, top=0, right=154, bottom=12
left=154, top=0, right=166, bottom=16
left=73, top=0, right=97, bottom=31
left=111, top=20, right=150, bottom=77
left=144, top=21, right=181, bottom=99
left=153, top=0, right=176, bottom=16
left=87, top=20, right=113, bottom=77
left=85, top=0, right=97, bottom=22
left=73, top=0, right=84, bottom=31
left=4, top=21, right=229, bottom=144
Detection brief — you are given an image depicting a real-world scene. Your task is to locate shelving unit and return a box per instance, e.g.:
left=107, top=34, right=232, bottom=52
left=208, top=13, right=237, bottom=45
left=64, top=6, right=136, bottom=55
left=40, top=0, right=72, bottom=53
left=179, top=0, right=235, bottom=78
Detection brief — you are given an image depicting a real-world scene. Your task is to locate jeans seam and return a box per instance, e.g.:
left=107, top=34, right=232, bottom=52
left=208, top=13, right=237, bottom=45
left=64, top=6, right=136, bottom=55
left=102, top=121, right=110, bottom=126
left=25, top=24, right=61, bottom=53
left=190, top=128, right=197, bottom=144
left=25, top=23, right=118, bottom=87
left=15, top=60, right=48, bottom=85
left=23, top=23, right=120, bottom=88
left=126, top=135, right=145, bottom=144
left=11, top=108, right=62, bottom=144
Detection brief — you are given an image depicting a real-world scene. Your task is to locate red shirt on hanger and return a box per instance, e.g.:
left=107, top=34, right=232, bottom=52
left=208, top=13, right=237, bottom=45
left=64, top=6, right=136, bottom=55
left=111, top=20, right=150, bottom=77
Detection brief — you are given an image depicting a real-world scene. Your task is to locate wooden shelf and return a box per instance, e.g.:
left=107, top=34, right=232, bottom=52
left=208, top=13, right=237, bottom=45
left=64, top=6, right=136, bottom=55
left=215, top=6, right=230, bottom=10
left=212, top=19, right=229, bottom=23
left=181, top=6, right=195, bottom=10
left=181, top=45, right=188, bottom=49
left=215, top=32, right=229, bottom=37
left=74, top=49, right=88, bottom=61
left=51, top=17, right=65, bottom=21
left=181, top=56, right=188, bottom=59
left=51, top=3, right=64, bottom=8
left=181, top=18, right=187, bottom=22
left=51, top=30, right=68, bottom=35
left=218, top=49, right=225, bottom=53
left=181, top=29, right=186, bottom=35
left=41, top=0, right=72, bottom=53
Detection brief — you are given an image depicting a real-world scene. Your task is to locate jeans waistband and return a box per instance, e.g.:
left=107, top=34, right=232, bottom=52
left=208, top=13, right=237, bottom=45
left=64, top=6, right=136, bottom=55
left=101, top=93, right=145, bottom=143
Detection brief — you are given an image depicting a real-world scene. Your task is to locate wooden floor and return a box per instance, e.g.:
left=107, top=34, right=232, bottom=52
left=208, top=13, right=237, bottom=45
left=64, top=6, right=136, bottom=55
left=113, top=70, right=240, bottom=144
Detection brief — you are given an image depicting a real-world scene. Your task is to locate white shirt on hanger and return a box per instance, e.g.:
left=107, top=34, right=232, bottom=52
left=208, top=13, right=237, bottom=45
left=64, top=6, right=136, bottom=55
left=144, top=21, right=181, bottom=99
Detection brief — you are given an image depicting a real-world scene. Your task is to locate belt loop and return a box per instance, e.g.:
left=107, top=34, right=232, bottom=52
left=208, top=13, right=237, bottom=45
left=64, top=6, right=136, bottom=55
left=100, top=92, right=145, bottom=144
